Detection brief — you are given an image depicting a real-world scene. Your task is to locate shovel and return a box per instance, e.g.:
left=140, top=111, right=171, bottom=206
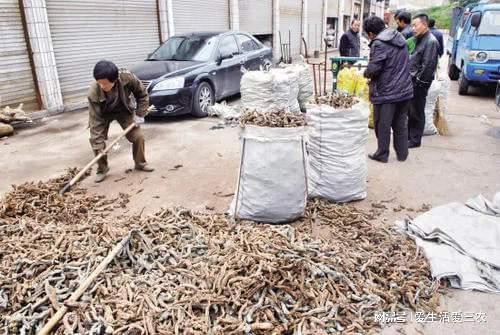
left=59, top=122, right=137, bottom=195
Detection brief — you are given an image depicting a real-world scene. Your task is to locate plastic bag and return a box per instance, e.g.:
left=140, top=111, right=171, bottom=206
left=368, top=104, right=374, bottom=129
left=354, top=75, right=369, bottom=101
left=337, top=67, right=358, bottom=95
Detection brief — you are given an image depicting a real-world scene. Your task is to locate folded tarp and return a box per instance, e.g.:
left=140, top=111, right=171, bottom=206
left=398, top=192, right=500, bottom=293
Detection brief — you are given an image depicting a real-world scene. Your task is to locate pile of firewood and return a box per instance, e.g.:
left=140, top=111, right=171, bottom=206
left=0, top=103, right=32, bottom=137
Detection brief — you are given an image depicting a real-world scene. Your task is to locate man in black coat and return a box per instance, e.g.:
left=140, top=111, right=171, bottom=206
left=363, top=16, right=414, bottom=163
left=396, top=11, right=413, bottom=39
left=408, top=13, right=439, bottom=148
left=339, top=19, right=361, bottom=57
left=429, top=19, right=444, bottom=58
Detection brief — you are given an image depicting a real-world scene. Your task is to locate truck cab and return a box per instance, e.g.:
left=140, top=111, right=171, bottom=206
left=447, top=1, right=500, bottom=95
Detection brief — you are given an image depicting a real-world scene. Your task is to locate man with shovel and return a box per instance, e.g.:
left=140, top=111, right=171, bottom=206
left=88, top=60, right=154, bottom=183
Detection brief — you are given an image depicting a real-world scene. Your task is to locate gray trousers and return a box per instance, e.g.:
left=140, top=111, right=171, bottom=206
left=89, top=111, right=146, bottom=173
left=373, top=100, right=411, bottom=161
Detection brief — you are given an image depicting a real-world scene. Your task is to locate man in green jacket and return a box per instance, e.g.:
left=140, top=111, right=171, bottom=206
left=88, top=60, right=154, bottom=183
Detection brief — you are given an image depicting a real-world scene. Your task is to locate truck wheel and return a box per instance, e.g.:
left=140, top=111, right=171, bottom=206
left=448, top=56, right=460, bottom=81
left=191, top=82, right=213, bottom=118
left=458, top=68, right=469, bottom=96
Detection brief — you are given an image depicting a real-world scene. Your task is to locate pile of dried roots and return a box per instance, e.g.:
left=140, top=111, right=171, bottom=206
left=239, top=110, right=306, bottom=128
left=0, top=171, right=440, bottom=334
left=315, top=94, right=358, bottom=109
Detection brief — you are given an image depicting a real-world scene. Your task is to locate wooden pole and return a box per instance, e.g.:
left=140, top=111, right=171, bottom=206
left=38, top=232, right=135, bottom=335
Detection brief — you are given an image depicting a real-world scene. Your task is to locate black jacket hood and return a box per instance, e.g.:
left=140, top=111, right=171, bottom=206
left=372, top=29, right=407, bottom=48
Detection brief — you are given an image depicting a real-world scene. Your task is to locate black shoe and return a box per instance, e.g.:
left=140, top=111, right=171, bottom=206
left=368, top=154, right=388, bottom=163
left=408, top=142, right=421, bottom=149
left=397, top=156, right=408, bottom=162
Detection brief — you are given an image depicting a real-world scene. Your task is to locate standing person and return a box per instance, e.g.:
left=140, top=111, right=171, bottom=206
left=408, top=14, right=439, bottom=148
left=429, top=19, right=444, bottom=58
left=396, top=12, right=413, bottom=39
left=363, top=16, right=413, bottom=163
left=339, top=19, right=361, bottom=57
left=88, top=60, right=154, bottom=183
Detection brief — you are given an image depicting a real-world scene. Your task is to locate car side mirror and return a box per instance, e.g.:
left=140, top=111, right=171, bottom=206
left=217, top=51, right=233, bottom=65
left=471, top=13, right=481, bottom=28
left=146, top=53, right=153, bottom=60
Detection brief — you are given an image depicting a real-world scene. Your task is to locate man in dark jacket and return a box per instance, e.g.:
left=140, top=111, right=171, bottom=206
left=396, top=12, right=413, bottom=39
left=339, top=19, right=361, bottom=57
left=429, top=19, right=444, bottom=57
left=88, top=60, right=154, bottom=183
left=363, top=16, right=413, bottom=163
left=408, top=14, right=439, bottom=148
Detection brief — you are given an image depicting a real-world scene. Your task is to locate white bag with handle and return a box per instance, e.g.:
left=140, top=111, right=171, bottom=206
left=229, top=125, right=308, bottom=223
left=306, top=102, right=369, bottom=202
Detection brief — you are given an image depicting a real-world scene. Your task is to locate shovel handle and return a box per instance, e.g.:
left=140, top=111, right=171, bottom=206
left=59, top=122, right=137, bottom=195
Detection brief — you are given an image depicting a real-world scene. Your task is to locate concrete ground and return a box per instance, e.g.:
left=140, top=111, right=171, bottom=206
left=1, top=75, right=499, bottom=333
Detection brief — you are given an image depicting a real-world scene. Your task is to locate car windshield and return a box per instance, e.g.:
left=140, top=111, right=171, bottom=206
left=147, top=36, right=217, bottom=61
left=478, top=10, right=500, bottom=35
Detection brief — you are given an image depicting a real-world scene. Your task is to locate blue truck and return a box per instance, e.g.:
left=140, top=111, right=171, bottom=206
left=447, top=0, right=500, bottom=95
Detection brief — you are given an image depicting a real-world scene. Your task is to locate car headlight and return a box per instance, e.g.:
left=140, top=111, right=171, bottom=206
left=469, top=51, right=488, bottom=63
left=152, top=76, right=185, bottom=91
left=476, top=51, right=488, bottom=63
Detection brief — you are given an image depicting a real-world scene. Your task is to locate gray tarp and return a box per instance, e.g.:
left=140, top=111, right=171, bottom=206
left=398, top=192, right=500, bottom=293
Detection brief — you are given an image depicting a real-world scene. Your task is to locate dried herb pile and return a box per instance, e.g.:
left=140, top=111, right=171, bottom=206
left=0, top=171, right=439, bottom=334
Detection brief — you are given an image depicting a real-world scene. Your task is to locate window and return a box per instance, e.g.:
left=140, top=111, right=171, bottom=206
left=478, top=10, right=500, bottom=35
left=218, top=36, right=239, bottom=57
left=236, top=34, right=260, bottom=53
left=148, top=36, right=217, bottom=62
left=460, top=12, right=470, bottom=28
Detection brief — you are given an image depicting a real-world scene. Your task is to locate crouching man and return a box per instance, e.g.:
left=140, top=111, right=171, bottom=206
left=88, top=60, right=154, bottom=183
left=363, top=16, right=414, bottom=163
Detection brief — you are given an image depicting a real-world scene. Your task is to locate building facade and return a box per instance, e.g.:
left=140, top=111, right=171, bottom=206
left=0, top=0, right=388, bottom=114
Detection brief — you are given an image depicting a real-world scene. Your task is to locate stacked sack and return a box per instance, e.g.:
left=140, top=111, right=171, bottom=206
left=279, top=58, right=314, bottom=112
left=307, top=94, right=369, bottom=202
left=241, top=68, right=300, bottom=114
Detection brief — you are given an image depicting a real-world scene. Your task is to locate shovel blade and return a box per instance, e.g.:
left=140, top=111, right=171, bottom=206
left=59, top=183, right=71, bottom=196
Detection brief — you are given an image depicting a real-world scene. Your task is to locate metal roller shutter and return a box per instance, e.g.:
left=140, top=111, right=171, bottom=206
left=0, top=0, right=38, bottom=112
left=173, top=0, right=230, bottom=35
left=239, top=0, right=272, bottom=35
left=307, top=0, right=324, bottom=52
left=343, top=0, right=352, bottom=16
left=280, top=0, right=302, bottom=58
left=46, top=0, right=160, bottom=109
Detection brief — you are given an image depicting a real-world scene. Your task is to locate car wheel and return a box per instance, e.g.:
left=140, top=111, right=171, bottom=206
left=192, top=82, right=213, bottom=118
left=262, top=58, right=272, bottom=71
left=448, top=56, right=460, bottom=81
left=458, top=68, right=469, bottom=96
